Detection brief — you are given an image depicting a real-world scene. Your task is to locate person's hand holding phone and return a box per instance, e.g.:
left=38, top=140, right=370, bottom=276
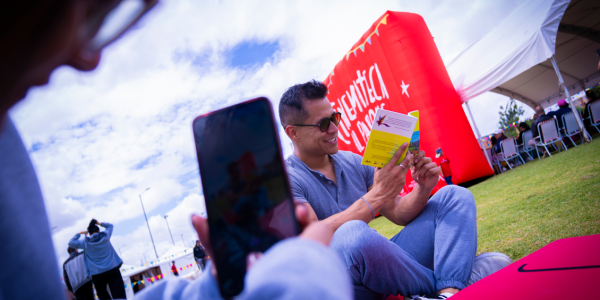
left=191, top=201, right=334, bottom=276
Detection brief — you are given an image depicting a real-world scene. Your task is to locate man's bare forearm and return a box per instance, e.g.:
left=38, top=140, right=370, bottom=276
left=320, top=192, right=387, bottom=231
left=382, top=184, right=432, bottom=226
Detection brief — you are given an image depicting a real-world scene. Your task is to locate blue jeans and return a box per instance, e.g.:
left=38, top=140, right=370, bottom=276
left=444, top=176, right=453, bottom=185
left=330, top=186, right=477, bottom=299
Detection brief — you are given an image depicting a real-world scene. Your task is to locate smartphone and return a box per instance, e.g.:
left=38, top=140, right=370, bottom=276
left=192, top=97, right=299, bottom=298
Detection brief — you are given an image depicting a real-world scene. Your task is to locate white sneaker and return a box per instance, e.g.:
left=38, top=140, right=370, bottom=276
left=407, top=293, right=454, bottom=299
left=468, top=252, right=512, bottom=285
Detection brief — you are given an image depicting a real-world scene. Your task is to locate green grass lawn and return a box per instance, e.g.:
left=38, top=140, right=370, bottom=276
left=369, top=137, right=600, bottom=261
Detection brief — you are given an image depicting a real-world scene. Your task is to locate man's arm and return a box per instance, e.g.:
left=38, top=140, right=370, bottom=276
left=68, top=234, right=86, bottom=249
left=100, top=222, right=113, bottom=239
left=303, top=144, right=414, bottom=232
left=379, top=151, right=442, bottom=226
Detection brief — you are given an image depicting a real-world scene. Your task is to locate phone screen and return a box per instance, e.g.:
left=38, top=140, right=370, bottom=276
left=192, top=97, right=298, bottom=298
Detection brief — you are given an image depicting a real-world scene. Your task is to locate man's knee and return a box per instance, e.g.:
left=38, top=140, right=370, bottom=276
left=330, top=220, right=379, bottom=255
left=435, top=185, right=476, bottom=211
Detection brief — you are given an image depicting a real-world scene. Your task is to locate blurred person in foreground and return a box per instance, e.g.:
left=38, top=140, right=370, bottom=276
left=63, top=247, right=94, bottom=300
left=278, top=81, right=512, bottom=300
left=0, top=0, right=144, bottom=298
left=69, top=220, right=125, bottom=299
left=0, top=1, right=350, bottom=299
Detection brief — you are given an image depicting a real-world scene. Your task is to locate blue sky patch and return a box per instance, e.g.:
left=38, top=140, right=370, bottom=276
left=228, top=41, right=280, bottom=69
left=135, top=152, right=162, bottom=170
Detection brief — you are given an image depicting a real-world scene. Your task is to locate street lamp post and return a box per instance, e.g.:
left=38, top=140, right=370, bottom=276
left=164, top=215, right=175, bottom=246
left=118, top=244, right=127, bottom=258
left=139, top=187, right=158, bottom=259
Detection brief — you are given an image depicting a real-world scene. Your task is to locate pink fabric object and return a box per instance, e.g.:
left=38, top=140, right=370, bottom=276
left=453, top=234, right=600, bottom=299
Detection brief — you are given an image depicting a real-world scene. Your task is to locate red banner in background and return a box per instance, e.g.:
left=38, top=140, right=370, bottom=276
left=323, top=11, right=493, bottom=190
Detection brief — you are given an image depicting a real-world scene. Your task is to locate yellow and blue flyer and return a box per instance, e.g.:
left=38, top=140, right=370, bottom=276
left=361, top=108, right=418, bottom=168
left=408, top=110, right=420, bottom=156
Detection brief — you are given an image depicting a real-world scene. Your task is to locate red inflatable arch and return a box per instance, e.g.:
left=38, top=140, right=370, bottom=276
left=323, top=11, right=493, bottom=188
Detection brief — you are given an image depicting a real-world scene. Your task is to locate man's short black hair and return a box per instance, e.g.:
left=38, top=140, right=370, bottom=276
left=279, top=80, right=328, bottom=129
left=87, top=219, right=99, bottom=234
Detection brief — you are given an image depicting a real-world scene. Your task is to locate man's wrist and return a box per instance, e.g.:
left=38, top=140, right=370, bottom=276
left=413, top=183, right=434, bottom=197
left=363, top=189, right=389, bottom=212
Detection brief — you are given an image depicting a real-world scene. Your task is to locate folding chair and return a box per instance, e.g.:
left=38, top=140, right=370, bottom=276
left=534, top=118, right=567, bottom=159
left=586, top=100, right=600, bottom=134
left=486, top=147, right=503, bottom=173
left=517, top=130, right=534, bottom=160
left=561, top=112, right=588, bottom=147
left=499, top=138, right=525, bottom=169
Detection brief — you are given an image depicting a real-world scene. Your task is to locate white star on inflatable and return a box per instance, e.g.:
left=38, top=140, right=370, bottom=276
left=400, top=81, right=410, bottom=97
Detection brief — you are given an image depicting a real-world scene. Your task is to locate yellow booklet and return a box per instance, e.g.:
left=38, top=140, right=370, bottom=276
left=361, top=109, right=418, bottom=168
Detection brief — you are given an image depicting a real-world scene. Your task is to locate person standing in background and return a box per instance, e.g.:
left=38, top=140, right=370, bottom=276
left=193, top=240, right=207, bottom=270
left=63, top=247, right=94, bottom=300
left=171, top=261, right=180, bottom=277
left=69, top=219, right=125, bottom=300
left=435, top=148, right=453, bottom=185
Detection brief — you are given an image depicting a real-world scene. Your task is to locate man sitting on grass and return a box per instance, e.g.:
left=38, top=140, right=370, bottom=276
left=280, top=80, right=512, bottom=300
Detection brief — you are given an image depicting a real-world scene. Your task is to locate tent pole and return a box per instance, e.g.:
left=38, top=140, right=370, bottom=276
left=464, top=101, right=493, bottom=169
left=550, top=55, right=591, bottom=142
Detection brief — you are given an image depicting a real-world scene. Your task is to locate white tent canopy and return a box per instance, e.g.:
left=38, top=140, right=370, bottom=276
left=155, top=246, right=199, bottom=279
left=446, top=0, right=597, bottom=155
left=120, top=246, right=201, bottom=299
left=447, top=0, right=600, bottom=109
left=490, top=0, right=600, bottom=109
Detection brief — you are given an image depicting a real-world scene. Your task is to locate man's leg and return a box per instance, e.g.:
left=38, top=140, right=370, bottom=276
left=74, top=281, right=95, bottom=300
left=330, top=220, right=436, bottom=299
left=390, top=185, right=477, bottom=292
left=104, top=266, right=127, bottom=299
left=91, top=273, right=111, bottom=300
left=528, top=138, right=544, bottom=155
left=444, top=176, right=453, bottom=185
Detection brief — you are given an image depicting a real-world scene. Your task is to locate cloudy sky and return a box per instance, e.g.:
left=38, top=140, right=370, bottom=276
left=10, top=0, right=535, bottom=270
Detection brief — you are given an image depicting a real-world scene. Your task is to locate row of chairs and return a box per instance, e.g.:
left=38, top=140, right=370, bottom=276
left=491, top=100, right=600, bottom=173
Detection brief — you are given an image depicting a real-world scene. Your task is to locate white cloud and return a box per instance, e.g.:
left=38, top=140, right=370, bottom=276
left=9, top=0, right=526, bottom=269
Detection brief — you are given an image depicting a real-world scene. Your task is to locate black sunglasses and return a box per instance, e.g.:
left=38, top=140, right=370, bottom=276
left=293, top=112, right=342, bottom=132
left=83, top=0, right=158, bottom=52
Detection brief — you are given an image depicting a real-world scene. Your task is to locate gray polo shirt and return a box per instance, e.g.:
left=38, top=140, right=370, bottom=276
left=286, top=151, right=374, bottom=220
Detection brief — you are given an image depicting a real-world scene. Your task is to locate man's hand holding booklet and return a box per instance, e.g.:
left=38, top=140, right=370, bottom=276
left=361, top=108, right=420, bottom=168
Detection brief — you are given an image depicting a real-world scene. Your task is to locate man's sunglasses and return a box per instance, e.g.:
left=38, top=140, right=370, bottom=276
left=83, top=0, right=159, bottom=52
left=293, top=112, right=342, bottom=132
